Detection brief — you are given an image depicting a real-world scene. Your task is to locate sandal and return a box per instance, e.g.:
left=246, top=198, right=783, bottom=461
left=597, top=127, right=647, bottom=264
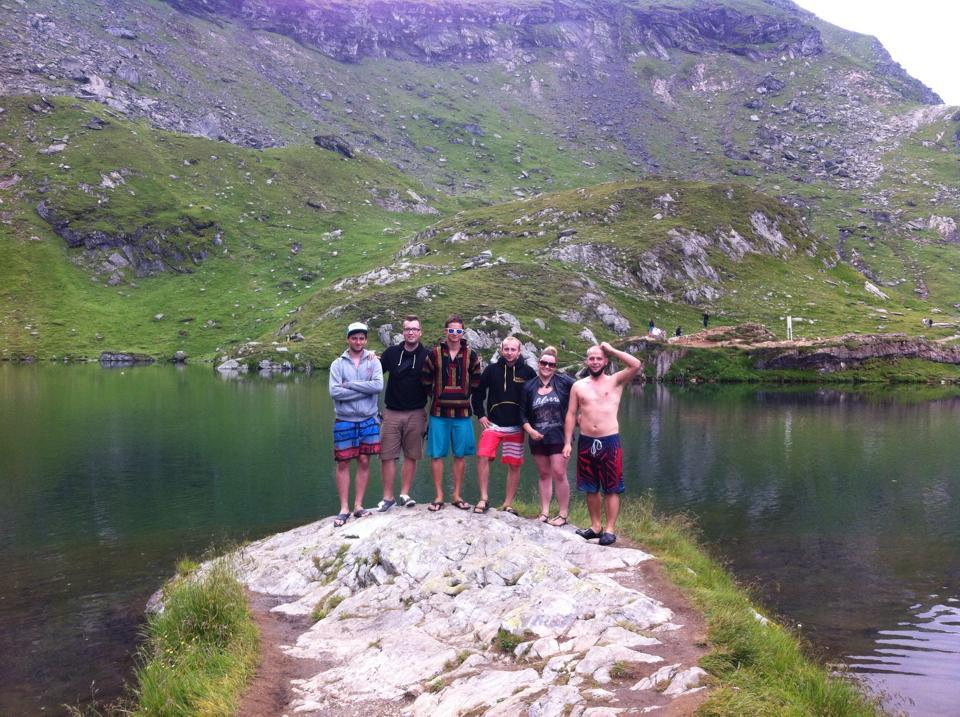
left=548, top=514, right=568, bottom=527
left=333, top=512, right=350, bottom=528
left=428, top=501, right=445, bottom=512
left=500, top=505, right=519, bottom=516
left=452, top=499, right=472, bottom=511
left=537, top=514, right=549, bottom=522
left=353, top=508, right=371, bottom=518
left=472, top=499, right=490, bottom=514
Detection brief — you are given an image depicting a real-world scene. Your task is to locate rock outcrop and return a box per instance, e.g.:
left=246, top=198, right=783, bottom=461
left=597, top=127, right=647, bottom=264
left=232, top=508, right=709, bottom=716
left=752, top=333, right=960, bottom=372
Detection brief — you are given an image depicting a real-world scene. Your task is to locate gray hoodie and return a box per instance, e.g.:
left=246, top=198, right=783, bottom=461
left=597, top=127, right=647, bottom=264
left=329, top=348, right=384, bottom=421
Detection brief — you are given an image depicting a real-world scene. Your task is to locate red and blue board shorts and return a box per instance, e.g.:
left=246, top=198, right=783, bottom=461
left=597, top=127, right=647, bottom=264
left=333, top=416, right=381, bottom=462
left=576, top=433, right=624, bottom=495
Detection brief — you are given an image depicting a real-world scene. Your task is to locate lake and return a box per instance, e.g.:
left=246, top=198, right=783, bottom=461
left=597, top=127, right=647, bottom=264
left=1, top=365, right=958, bottom=716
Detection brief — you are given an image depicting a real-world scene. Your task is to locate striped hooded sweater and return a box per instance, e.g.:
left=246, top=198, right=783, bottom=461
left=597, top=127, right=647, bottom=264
left=421, top=340, right=482, bottom=418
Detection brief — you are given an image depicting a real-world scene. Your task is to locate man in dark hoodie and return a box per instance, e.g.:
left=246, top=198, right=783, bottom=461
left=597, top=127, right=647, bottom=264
left=377, top=315, right=430, bottom=511
left=471, top=336, right=535, bottom=514
left=421, top=314, right=482, bottom=512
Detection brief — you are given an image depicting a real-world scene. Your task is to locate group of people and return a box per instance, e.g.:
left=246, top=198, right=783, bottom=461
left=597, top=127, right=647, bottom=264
left=328, top=313, right=643, bottom=546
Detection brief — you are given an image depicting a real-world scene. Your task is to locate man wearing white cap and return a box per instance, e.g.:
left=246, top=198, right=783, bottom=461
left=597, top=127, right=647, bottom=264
left=329, top=321, right=384, bottom=527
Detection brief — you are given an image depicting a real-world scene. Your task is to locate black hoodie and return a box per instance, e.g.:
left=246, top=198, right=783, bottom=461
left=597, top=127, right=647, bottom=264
left=471, top=358, right=536, bottom=427
left=380, top=343, right=430, bottom=410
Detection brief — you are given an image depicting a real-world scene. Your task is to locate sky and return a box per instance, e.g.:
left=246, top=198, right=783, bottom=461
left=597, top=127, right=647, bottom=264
left=794, top=0, right=959, bottom=105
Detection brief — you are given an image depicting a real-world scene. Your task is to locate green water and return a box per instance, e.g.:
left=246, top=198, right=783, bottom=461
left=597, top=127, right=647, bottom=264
left=0, top=367, right=958, bottom=715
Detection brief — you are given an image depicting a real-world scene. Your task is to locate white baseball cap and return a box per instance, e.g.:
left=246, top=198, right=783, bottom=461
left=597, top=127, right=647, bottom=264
left=346, top=321, right=368, bottom=336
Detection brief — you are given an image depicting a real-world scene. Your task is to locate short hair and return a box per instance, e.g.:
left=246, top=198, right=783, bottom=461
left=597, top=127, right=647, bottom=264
left=501, top=335, right=521, bottom=349
left=402, top=314, right=420, bottom=326
left=540, top=346, right=558, bottom=358
left=445, top=313, right=464, bottom=328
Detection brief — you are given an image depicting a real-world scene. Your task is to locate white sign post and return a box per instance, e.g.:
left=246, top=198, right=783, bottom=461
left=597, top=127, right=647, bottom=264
left=786, top=315, right=794, bottom=341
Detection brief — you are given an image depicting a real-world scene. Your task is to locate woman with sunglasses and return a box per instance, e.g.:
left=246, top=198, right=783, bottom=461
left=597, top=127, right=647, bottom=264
left=521, top=346, right=575, bottom=526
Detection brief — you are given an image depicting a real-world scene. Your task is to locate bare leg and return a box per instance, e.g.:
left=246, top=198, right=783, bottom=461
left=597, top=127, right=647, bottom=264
left=381, top=458, right=397, bottom=501
left=534, top=453, right=552, bottom=515
left=354, top=454, right=370, bottom=511
left=603, top=493, right=620, bottom=534
left=400, top=457, right=417, bottom=496
left=431, top=458, right=444, bottom=503
left=335, top=461, right=351, bottom=514
left=504, top=464, right=521, bottom=507
left=476, top=456, right=491, bottom=503
left=452, top=457, right=466, bottom=502
left=551, top=453, right=571, bottom=517
left=586, top=492, right=603, bottom=533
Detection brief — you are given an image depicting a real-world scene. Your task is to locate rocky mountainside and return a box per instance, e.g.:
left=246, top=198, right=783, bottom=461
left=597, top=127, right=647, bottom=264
left=1, top=0, right=958, bottom=366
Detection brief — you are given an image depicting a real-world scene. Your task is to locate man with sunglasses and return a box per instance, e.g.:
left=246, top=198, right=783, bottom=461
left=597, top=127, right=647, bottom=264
left=420, top=314, right=482, bottom=512
left=471, top=336, right=535, bottom=514
left=377, top=315, right=430, bottom=511
left=562, top=341, right=642, bottom=546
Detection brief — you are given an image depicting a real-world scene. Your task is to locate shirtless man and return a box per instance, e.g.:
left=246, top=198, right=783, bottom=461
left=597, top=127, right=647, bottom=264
left=562, top=342, right=642, bottom=546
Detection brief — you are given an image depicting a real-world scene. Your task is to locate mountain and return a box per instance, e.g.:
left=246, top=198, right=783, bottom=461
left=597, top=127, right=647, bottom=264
left=1, top=0, right=958, bottom=368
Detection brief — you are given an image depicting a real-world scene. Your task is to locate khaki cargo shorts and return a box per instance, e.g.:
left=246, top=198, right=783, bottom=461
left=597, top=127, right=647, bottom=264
left=379, top=408, right=427, bottom=461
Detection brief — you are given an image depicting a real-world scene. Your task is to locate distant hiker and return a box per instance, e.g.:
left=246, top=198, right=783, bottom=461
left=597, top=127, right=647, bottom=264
left=560, top=338, right=567, bottom=351
left=378, top=315, right=429, bottom=512
left=329, top=322, right=383, bottom=528
left=675, top=325, right=682, bottom=337
left=648, top=319, right=655, bottom=334
left=421, top=314, right=482, bottom=512
left=703, top=312, right=710, bottom=329
left=563, top=342, right=642, bottom=547
left=522, top=346, right=575, bottom=527
left=472, top=336, right=536, bottom=515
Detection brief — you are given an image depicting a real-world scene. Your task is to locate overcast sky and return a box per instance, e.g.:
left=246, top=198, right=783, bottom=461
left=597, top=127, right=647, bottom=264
left=794, top=0, right=958, bottom=105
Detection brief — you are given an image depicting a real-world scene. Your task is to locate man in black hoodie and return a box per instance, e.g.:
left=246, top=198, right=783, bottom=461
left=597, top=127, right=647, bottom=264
left=378, top=315, right=430, bottom=511
left=471, top=336, right=535, bottom=514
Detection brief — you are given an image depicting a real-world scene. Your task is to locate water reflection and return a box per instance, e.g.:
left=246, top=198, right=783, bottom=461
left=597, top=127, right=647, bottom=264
left=851, top=599, right=960, bottom=717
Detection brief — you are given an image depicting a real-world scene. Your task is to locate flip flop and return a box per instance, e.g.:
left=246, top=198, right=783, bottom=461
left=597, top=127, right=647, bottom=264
left=428, top=501, right=445, bottom=512
left=353, top=508, right=371, bottom=518
left=548, top=514, right=568, bottom=527
left=500, top=505, right=519, bottom=516
left=472, top=499, right=490, bottom=514
left=333, top=512, right=350, bottom=528
left=452, top=499, right=472, bottom=511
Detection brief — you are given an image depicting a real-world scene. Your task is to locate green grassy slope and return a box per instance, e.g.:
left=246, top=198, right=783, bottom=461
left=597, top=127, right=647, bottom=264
left=2, top=95, right=956, bottom=367
left=0, top=95, right=453, bottom=360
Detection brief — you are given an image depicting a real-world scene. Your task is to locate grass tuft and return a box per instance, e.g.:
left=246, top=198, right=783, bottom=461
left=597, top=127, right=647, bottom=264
left=131, top=559, right=258, bottom=717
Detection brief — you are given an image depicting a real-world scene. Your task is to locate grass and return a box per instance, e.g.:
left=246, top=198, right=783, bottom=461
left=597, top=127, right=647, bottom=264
left=130, top=558, right=258, bottom=717
left=513, top=496, right=886, bottom=717
left=492, top=627, right=535, bottom=654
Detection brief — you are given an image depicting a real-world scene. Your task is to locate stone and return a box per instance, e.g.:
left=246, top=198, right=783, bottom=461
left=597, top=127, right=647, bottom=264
left=663, top=666, right=709, bottom=696
left=313, top=134, right=354, bottom=158
left=575, top=644, right=662, bottom=683
left=631, top=663, right=680, bottom=691
left=216, top=509, right=685, bottom=714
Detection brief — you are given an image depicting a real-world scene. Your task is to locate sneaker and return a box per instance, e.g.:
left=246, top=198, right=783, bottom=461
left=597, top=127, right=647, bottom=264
left=399, top=494, right=416, bottom=508
left=575, top=527, right=601, bottom=541
left=376, top=499, right=395, bottom=513
left=598, top=532, right=617, bottom=546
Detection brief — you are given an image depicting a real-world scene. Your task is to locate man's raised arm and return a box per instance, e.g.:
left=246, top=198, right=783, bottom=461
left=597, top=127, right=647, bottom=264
left=600, top=341, right=642, bottom=384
